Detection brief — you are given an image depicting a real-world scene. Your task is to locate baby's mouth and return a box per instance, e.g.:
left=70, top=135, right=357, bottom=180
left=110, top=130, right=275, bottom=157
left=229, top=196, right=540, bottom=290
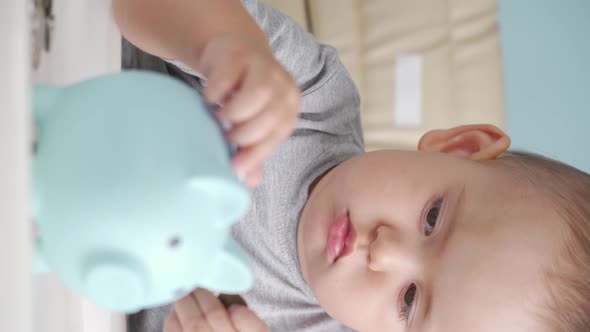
left=327, top=211, right=356, bottom=263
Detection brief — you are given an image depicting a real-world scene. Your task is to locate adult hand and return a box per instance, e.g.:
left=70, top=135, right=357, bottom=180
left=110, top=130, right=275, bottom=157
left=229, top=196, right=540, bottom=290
left=163, top=288, right=268, bottom=332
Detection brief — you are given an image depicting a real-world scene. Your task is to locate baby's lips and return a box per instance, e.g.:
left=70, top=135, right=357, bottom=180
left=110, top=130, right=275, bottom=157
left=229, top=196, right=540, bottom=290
left=328, top=211, right=356, bottom=262
left=341, top=216, right=357, bottom=259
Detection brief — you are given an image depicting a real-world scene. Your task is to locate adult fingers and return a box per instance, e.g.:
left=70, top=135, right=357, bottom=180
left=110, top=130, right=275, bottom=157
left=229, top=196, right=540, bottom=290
left=163, top=312, right=182, bottom=332
left=175, top=293, right=213, bottom=332
left=228, top=305, right=269, bottom=332
left=193, top=288, right=237, bottom=332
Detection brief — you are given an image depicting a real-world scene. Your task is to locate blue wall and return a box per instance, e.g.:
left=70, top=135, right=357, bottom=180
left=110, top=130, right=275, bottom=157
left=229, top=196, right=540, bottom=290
left=498, top=0, right=590, bottom=173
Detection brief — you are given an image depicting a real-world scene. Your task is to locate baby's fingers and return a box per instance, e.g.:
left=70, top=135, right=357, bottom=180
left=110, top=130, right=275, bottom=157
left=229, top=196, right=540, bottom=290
left=243, top=164, right=263, bottom=188
left=232, top=129, right=285, bottom=180
left=217, top=62, right=278, bottom=124
left=226, top=106, right=281, bottom=147
left=203, top=57, right=245, bottom=105
left=228, top=305, right=269, bottom=332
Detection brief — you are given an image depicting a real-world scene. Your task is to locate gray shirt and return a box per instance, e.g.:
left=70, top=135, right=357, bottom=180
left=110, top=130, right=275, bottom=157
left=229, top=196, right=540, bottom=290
left=124, top=1, right=363, bottom=331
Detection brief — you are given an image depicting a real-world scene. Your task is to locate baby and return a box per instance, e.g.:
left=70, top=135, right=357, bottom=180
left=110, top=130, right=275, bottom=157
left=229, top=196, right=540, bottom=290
left=114, top=0, right=590, bottom=331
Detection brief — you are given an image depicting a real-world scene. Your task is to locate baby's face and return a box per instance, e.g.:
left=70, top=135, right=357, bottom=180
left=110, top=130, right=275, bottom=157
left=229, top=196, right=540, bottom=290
left=297, top=150, right=563, bottom=332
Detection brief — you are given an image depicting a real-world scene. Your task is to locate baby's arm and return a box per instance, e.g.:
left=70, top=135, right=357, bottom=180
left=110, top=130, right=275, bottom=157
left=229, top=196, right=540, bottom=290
left=112, top=0, right=268, bottom=70
left=112, top=0, right=301, bottom=187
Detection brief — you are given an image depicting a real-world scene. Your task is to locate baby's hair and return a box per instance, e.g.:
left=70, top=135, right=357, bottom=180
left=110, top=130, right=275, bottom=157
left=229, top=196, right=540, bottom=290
left=495, top=151, right=590, bottom=332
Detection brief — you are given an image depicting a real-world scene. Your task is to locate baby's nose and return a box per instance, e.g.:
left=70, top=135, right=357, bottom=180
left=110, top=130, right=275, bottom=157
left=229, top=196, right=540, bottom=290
left=368, top=225, right=414, bottom=272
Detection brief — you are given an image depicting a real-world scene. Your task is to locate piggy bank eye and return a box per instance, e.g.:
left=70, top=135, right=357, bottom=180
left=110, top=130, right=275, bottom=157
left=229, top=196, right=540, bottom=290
left=168, top=236, right=182, bottom=248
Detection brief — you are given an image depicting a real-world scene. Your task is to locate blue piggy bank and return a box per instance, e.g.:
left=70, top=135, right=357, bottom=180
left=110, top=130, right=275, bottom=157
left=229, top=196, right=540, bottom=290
left=32, top=71, right=252, bottom=313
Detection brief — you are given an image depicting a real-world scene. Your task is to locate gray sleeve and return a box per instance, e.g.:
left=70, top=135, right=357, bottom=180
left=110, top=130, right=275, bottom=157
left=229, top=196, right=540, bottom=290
left=246, top=2, right=331, bottom=91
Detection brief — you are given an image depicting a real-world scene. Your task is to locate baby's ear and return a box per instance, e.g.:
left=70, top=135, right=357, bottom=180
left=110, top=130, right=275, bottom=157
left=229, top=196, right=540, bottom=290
left=418, top=124, right=511, bottom=160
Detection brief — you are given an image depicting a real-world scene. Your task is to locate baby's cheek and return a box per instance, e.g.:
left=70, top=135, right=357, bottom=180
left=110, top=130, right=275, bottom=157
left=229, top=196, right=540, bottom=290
left=312, top=269, right=379, bottom=331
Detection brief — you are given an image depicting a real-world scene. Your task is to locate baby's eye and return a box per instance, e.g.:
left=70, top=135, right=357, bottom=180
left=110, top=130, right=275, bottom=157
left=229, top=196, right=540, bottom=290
left=399, top=283, right=417, bottom=322
left=424, top=198, right=443, bottom=236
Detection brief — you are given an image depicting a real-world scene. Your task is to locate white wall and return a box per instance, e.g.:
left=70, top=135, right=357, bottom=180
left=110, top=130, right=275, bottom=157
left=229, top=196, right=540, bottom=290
left=499, top=0, right=590, bottom=173
left=31, top=0, right=126, bottom=331
left=0, top=0, right=33, bottom=331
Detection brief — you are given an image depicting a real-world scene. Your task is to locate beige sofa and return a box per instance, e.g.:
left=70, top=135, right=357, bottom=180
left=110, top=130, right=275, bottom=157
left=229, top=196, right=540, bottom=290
left=263, top=0, right=506, bottom=150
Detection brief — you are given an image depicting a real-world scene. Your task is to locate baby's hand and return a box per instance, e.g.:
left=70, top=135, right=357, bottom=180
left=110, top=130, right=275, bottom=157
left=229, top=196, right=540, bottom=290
left=199, top=35, right=301, bottom=187
left=163, top=288, right=268, bottom=332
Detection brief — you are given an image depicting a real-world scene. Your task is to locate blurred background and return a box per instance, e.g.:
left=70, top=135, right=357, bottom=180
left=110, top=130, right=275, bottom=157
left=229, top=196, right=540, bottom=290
left=265, top=0, right=590, bottom=172
left=499, top=0, right=590, bottom=173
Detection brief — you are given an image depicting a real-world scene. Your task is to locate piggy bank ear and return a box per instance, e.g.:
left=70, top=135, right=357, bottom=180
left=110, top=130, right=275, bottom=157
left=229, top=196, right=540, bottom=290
left=201, top=238, right=253, bottom=293
left=189, top=176, right=250, bottom=227
left=33, top=238, right=50, bottom=273
left=33, top=86, right=62, bottom=123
